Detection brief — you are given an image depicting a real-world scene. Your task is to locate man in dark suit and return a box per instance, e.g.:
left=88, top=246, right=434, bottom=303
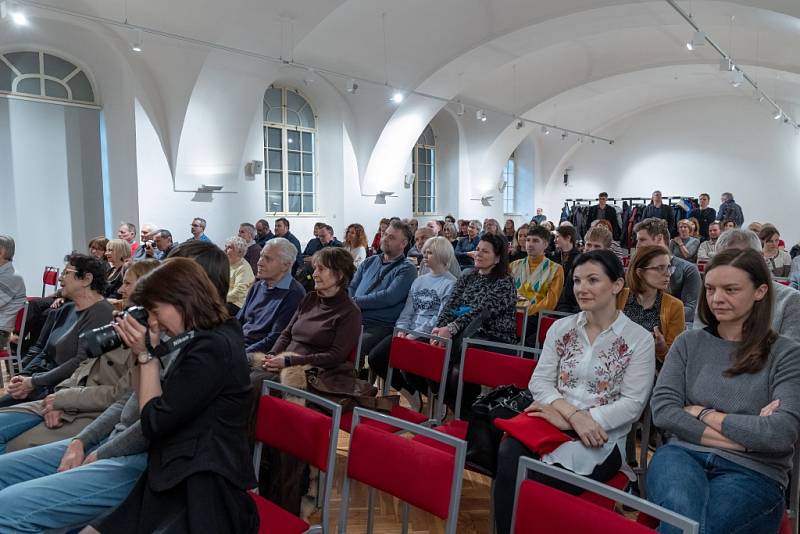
left=585, top=192, right=621, bottom=240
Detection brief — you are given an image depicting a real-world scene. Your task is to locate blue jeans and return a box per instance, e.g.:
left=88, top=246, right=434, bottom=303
left=0, top=438, right=147, bottom=532
left=647, top=444, right=785, bottom=534
left=0, top=411, right=42, bottom=453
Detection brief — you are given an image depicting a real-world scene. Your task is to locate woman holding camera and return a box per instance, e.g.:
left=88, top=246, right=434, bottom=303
left=85, top=258, right=258, bottom=533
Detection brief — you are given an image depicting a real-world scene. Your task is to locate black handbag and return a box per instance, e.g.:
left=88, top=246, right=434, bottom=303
left=464, top=385, right=533, bottom=475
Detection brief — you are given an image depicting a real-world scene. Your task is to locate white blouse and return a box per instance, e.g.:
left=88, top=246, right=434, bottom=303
left=529, top=311, right=655, bottom=475
left=345, top=246, right=367, bottom=268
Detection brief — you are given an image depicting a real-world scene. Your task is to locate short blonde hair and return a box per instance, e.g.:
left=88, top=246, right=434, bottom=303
left=106, top=239, right=131, bottom=262
left=421, top=236, right=455, bottom=269
left=584, top=226, right=612, bottom=248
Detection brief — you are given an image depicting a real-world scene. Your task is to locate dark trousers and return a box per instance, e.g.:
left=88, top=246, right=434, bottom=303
left=493, top=436, right=622, bottom=534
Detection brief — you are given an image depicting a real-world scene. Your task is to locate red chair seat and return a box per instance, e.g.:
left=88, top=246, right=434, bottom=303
left=340, top=405, right=429, bottom=433
left=0, top=349, right=9, bottom=358
left=249, top=491, right=310, bottom=534
left=778, top=512, right=791, bottom=534
left=580, top=471, right=629, bottom=510
left=412, top=420, right=469, bottom=453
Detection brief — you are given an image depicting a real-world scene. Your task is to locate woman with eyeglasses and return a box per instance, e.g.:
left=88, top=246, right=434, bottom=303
left=619, top=245, right=685, bottom=364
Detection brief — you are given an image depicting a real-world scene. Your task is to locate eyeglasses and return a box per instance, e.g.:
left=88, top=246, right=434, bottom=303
left=641, top=264, right=676, bottom=275
left=191, top=224, right=203, bottom=228
left=60, top=268, right=79, bottom=278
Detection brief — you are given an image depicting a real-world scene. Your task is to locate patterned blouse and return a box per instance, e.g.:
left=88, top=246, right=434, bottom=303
left=436, top=270, right=518, bottom=345
left=623, top=291, right=662, bottom=334
left=529, top=311, right=655, bottom=475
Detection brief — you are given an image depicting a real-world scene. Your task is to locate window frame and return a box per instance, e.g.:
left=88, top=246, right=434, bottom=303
left=502, top=154, right=516, bottom=215
left=412, top=125, right=437, bottom=216
left=263, top=86, right=318, bottom=215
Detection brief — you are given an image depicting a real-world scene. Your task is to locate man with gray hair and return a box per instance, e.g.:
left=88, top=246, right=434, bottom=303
left=236, top=237, right=305, bottom=359
left=0, top=235, right=26, bottom=354
left=238, top=222, right=261, bottom=275
left=117, top=222, right=137, bottom=255
left=717, top=192, right=744, bottom=228
left=131, top=223, right=161, bottom=261
left=693, top=228, right=800, bottom=342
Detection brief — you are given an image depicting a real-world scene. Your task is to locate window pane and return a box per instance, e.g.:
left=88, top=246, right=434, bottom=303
left=286, top=91, right=306, bottom=112
left=16, top=78, right=40, bottom=95
left=302, top=174, right=313, bottom=192
left=266, top=108, right=283, bottom=123
left=302, top=193, right=313, bottom=212
left=268, top=171, right=282, bottom=191
left=301, top=132, right=312, bottom=152
left=302, top=153, right=312, bottom=172
left=267, top=192, right=283, bottom=212
left=67, top=71, right=94, bottom=102
left=267, top=149, right=282, bottom=170
left=299, top=105, right=315, bottom=129
left=288, top=152, right=300, bottom=172
left=267, top=127, right=281, bottom=148
left=43, top=54, right=77, bottom=80
left=286, top=110, right=300, bottom=126
left=0, top=61, right=12, bottom=91
left=44, top=79, right=68, bottom=99
left=5, top=52, right=38, bottom=74
left=288, top=173, right=301, bottom=192
left=287, top=130, right=300, bottom=147
left=288, top=192, right=301, bottom=212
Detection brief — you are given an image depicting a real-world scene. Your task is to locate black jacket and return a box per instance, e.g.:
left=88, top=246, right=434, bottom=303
left=551, top=248, right=581, bottom=314
left=585, top=204, right=622, bottom=240
left=141, top=319, right=256, bottom=493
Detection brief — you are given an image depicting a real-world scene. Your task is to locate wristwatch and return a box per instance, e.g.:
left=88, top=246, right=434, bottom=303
left=136, top=351, right=155, bottom=365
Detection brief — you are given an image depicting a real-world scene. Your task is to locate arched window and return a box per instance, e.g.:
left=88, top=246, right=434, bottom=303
left=412, top=125, right=436, bottom=215
left=0, top=51, right=97, bottom=106
left=502, top=154, right=516, bottom=214
left=263, top=86, right=317, bottom=213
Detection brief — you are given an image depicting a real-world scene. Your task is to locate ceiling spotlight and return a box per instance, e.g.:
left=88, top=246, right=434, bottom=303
left=730, top=69, right=744, bottom=88
left=719, top=58, right=734, bottom=72
left=541, top=125, right=550, bottom=135
left=561, top=131, right=568, bottom=141
left=456, top=102, right=465, bottom=116
left=476, top=109, right=487, bottom=122
left=346, top=79, right=358, bottom=94
left=774, top=109, right=783, bottom=120
left=391, top=91, right=404, bottom=104
left=686, top=30, right=706, bottom=51
left=130, top=29, right=143, bottom=52
left=515, top=120, right=524, bottom=130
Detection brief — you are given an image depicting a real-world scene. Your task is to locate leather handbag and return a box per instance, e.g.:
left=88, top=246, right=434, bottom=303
left=305, top=365, right=399, bottom=414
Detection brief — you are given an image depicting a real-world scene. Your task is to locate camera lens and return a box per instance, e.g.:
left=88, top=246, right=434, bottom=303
left=80, top=306, right=150, bottom=358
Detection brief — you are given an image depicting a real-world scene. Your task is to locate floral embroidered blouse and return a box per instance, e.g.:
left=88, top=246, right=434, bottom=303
left=529, top=311, right=655, bottom=476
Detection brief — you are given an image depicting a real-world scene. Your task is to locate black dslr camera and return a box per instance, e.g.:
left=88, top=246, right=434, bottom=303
left=80, top=306, right=149, bottom=358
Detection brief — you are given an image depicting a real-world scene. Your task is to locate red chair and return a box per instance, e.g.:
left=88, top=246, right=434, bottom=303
left=0, top=299, right=30, bottom=387
left=339, top=327, right=452, bottom=433
left=41, top=267, right=59, bottom=297
left=778, top=441, right=800, bottom=534
left=346, top=324, right=364, bottom=372
left=776, top=277, right=791, bottom=286
left=535, top=310, right=572, bottom=349
left=515, top=303, right=532, bottom=345
left=338, top=407, right=467, bottom=534
left=250, top=380, right=341, bottom=534
left=510, top=457, right=698, bottom=534
left=697, top=261, right=707, bottom=274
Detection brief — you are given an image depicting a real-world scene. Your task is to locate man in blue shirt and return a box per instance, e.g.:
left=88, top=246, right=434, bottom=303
left=237, top=238, right=305, bottom=361
left=350, top=220, right=417, bottom=358
left=274, top=217, right=303, bottom=272
left=189, top=217, right=211, bottom=242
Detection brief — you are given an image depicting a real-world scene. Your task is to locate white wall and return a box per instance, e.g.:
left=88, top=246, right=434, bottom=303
left=538, top=95, right=800, bottom=244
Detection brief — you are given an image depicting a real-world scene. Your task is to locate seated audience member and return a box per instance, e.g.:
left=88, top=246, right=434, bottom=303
left=0, top=235, right=26, bottom=354
left=510, top=225, right=565, bottom=346
left=130, top=224, right=159, bottom=261
left=635, top=217, right=701, bottom=323
left=238, top=222, right=262, bottom=274
left=759, top=225, right=791, bottom=278
left=88, top=258, right=258, bottom=533
left=0, top=260, right=158, bottom=453
left=303, top=223, right=342, bottom=260
left=503, top=219, right=516, bottom=242
left=618, top=245, right=685, bottom=363
left=483, top=218, right=501, bottom=237
left=417, top=231, right=461, bottom=279
left=103, top=239, right=131, bottom=299
left=444, top=214, right=456, bottom=225
left=688, top=217, right=701, bottom=239
left=458, top=219, right=470, bottom=238
left=592, top=220, right=626, bottom=259
left=350, top=220, right=417, bottom=357
left=550, top=225, right=581, bottom=313
left=153, top=229, right=174, bottom=257
left=408, top=227, right=434, bottom=262
left=87, top=237, right=109, bottom=261
left=343, top=223, right=368, bottom=269
left=555, top=225, right=616, bottom=315
left=509, top=224, right=529, bottom=262
left=371, top=218, right=390, bottom=255
left=260, top=247, right=361, bottom=377
left=454, top=220, right=482, bottom=268
left=442, top=221, right=459, bottom=248
left=670, top=219, right=700, bottom=263
left=582, top=225, right=613, bottom=252
left=427, top=219, right=443, bottom=236
left=747, top=221, right=763, bottom=234
left=721, top=218, right=737, bottom=231
left=273, top=217, right=302, bottom=272
left=688, top=192, right=716, bottom=240
left=0, top=242, right=230, bottom=533
left=255, top=218, right=274, bottom=247
left=693, top=229, right=800, bottom=343
left=368, top=237, right=457, bottom=405
left=431, top=233, right=518, bottom=409
left=696, top=221, right=721, bottom=262
left=532, top=207, right=547, bottom=225
left=224, top=236, right=255, bottom=315
left=648, top=248, right=800, bottom=534
left=189, top=217, right=211, bottom=242
left=117, top=222, right=138, bottom=255
left=1, top=254, right=114, bottom=409
left=494, top=250, right=655, bottom=534
left=237, top=238, right=306, bottom=358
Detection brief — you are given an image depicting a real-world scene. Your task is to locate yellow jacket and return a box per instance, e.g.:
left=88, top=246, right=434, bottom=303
left=617, top=288, right=685, bottom=362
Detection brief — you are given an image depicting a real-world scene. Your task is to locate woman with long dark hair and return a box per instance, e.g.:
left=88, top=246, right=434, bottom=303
left=648, top=248, right=800, bottom=534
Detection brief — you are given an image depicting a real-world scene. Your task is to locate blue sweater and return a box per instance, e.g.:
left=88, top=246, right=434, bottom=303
left=237, top=274, right=306, bottom=353
left=349, top=255, right=417, bottom=327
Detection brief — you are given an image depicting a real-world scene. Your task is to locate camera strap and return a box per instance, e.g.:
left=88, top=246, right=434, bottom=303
left=146, top=330, right=196, bottom=361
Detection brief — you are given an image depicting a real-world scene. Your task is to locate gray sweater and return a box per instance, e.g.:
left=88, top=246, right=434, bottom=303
left=651, top=328, right=800, bottom=486
left=395, top=271, right=456, bottom=334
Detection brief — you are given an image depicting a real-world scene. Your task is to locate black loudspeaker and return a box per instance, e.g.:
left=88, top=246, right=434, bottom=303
left=563, top=172, right=569, bottom=186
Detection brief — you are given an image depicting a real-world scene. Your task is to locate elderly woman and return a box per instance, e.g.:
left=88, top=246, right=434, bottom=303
left=88, top=237, right=109, bottom=262
left=344, top=223, right=369, bottom=268
left=224, top=235, right=255, bottom=315
left=648, top=248, right=800, bottom=534
left=494, top=250, right=655, bottom=534
left=104, top=239, right=131, bottom=299
left=87, top=258, right=258, bottom=533
left=760, top=225, right=791, bottom=277
left=484, top=218, right=502, bottom=237
left=0, top=254, right=114, bottom=409
left=261, top=247, right=361, bottom=375
left=670, top=219, right=700, bottom=263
